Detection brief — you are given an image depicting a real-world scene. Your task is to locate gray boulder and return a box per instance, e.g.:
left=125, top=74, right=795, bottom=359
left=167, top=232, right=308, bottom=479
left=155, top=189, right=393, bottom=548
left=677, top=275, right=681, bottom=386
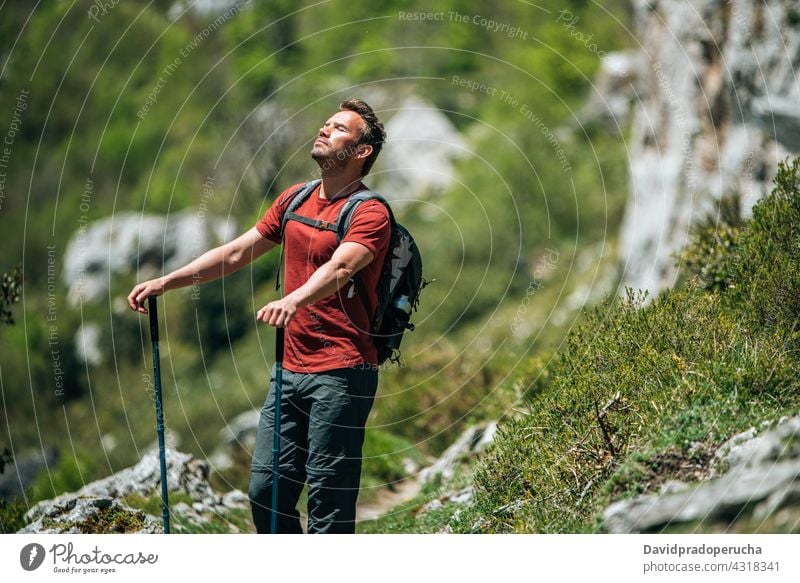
left=372, top=96, right=467, bottom=204
left=19, top=447, right=249, bottom=534
left=208, top=408, right=261, bottom=472
left=603, top=415, right=800, bottom=533
left=419, top=422, right=497, bottom=485
left=63, top=210, right=237, bottom=307
left=19, top=497, right=161, bottom=534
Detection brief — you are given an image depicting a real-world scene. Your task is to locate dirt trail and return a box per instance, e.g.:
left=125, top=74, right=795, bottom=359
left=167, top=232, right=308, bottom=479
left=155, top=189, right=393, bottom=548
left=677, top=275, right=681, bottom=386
left=356, top=477, right=422, bottom=522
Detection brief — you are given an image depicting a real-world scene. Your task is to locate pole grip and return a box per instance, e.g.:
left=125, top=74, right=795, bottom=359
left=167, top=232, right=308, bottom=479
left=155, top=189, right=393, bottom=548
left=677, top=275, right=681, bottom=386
left=148, top=296, right=159, bottom=342
left=275, top=326, right=284, bottom=363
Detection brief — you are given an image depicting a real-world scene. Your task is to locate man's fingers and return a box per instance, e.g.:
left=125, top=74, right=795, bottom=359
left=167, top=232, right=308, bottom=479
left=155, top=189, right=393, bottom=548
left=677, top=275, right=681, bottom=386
left=126, top=284, right=152, bottom=314
left=127, top=286, right=141, bottom=310
left=128, top=287, right=142, bottom=312
left=256, top=303, right=293, bottom=327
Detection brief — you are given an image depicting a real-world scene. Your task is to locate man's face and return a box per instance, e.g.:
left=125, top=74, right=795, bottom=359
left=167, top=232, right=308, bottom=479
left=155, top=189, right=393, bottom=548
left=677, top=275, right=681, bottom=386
left=310, top=110, right=367, bottom=166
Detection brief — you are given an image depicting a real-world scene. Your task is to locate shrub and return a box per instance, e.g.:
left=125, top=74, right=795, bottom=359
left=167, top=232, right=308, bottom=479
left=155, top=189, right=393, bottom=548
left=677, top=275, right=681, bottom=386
left=726, top=158, right=800, bottom=331
left=679, top=194, right=743, bottom=291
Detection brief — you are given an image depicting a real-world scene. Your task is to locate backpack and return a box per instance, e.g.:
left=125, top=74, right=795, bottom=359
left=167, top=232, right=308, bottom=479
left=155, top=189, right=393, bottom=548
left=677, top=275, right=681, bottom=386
left=276, top=179, right=426, bottom=365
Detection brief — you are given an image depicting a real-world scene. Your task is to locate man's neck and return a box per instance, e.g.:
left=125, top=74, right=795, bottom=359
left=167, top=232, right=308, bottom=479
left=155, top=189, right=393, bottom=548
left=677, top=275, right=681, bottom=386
left=318, top=170, right=364, bottom=202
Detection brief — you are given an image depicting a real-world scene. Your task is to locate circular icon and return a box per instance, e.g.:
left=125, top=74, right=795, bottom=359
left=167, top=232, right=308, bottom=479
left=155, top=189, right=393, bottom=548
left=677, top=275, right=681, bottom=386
left=19, top=543, right=46, bottom=571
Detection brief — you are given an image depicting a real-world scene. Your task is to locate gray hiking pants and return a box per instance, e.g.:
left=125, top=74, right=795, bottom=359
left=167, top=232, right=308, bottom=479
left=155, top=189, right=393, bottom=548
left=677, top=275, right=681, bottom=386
left=248, top=363, right=378, bottom=533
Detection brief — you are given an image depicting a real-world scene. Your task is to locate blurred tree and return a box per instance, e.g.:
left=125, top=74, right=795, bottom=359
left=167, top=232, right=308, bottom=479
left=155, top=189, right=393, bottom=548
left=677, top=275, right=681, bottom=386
left=1, top=265, right=22, bottom=326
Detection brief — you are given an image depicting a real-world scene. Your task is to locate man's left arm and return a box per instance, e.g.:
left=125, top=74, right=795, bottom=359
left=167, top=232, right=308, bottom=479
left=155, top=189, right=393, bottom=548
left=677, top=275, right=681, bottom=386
left=256, top=241, right=374, bottom=327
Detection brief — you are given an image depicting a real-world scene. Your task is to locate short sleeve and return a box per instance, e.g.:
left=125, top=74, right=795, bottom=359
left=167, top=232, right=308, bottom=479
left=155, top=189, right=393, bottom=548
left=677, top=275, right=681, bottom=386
left=254, top=182, right=306, bottom=243
left=341, top=199, right=392, bottom=257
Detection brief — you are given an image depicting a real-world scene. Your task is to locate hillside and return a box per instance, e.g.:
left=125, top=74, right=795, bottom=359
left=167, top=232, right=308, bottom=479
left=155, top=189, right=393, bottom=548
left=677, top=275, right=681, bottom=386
left=361, top=159, right=800, bottom=534
left=4, top=0, right=797, bottom=536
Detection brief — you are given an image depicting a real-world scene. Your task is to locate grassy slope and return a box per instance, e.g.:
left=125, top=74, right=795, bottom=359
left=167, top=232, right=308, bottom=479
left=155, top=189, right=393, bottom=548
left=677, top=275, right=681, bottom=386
left=360, top=159, right=800, bottom=533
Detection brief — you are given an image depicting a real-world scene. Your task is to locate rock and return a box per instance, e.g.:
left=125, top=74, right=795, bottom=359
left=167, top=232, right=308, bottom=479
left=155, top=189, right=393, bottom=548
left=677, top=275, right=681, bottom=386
left=220, top=408, right=261, bottom=448
left=402, top=457, right=420, bottom=475
left=616, top=0, right=799, bottom=295
left=419, top=422, right=497, bottom=485
left=209, top=408, right=261, bottom=471
left=18, top=497, right=161, bottom=534
left=422, top=499, right=444, bottom=513
left=419, top=485, right=474, bottom=515
left=19, top=447, right=249, bottom=534
left=63, top=210, right=237, bottom=307
left=711, top=417, right=800, bottom=477
left=450, top=485, right=474, bottom=505
left=579, top=50, right=646, bottom=132
left=602, top=414, right=800, bottom=533
left=168, top=0, right=242, bottom=20
left=603, top=460, right=800, bottom=533
left=100, top=433, right=117, bottom=453
left=658, top=480, right=690, bottom=495
left=74, top=323, right=102, bottom=365
left=221, top=489, right=250, bottom=509
left=753, top=482, right=800, bottom=522
left=372, top=96, right=467, bottom=204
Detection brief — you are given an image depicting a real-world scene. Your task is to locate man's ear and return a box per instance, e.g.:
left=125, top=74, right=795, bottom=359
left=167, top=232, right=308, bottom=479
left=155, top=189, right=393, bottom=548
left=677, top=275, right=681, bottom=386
left=355, top=143, right=373, bottom=161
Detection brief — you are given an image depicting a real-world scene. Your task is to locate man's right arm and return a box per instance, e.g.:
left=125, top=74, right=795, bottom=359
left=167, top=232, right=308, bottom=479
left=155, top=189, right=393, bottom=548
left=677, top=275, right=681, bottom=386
left=127, top=227, right=276, bottom=313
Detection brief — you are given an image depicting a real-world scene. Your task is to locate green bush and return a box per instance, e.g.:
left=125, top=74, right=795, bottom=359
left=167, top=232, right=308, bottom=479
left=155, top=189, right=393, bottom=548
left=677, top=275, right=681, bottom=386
left=679, top=193, right=743, bottom=291
left=1, top=265, right=23, bottom=325
left=0, top=498, right=29, bottom=533
left=29, top=449, right=99, bottom=504
left=726, top=158, right=800, bottom=331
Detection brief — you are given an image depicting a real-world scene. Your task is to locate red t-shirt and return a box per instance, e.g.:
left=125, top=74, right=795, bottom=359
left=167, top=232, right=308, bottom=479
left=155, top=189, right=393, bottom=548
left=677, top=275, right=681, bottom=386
left=255, top=181, right=391, bottom=373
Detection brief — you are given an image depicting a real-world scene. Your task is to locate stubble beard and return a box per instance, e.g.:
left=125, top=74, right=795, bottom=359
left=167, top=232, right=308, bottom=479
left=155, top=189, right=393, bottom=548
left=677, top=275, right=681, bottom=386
left=311, top=145, right=348, bottom=176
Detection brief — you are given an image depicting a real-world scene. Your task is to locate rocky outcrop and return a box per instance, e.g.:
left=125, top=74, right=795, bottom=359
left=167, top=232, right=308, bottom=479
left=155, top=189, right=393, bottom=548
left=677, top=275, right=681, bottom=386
left=19, top=448, right=249, bottom=534
left=612, top=0, right=800, bottom=294
left=208, top=409, right=261, bottom=472
left=419, top=421, right=497, bottom=485
left=19, top=497, right=162, bottom=534
left=603, top=414, right=800, bottom=533
left=372, top=96, right=467, bottom=204
left=63, top=210, right=237, bottom=307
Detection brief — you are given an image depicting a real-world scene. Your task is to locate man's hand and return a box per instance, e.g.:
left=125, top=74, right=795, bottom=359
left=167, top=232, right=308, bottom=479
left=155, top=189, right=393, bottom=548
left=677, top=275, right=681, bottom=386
left=255, top=241, right=374, bottom=327
left=127, top=278, right=166, bottom=314
left=256, top=297, right=298, bottom=328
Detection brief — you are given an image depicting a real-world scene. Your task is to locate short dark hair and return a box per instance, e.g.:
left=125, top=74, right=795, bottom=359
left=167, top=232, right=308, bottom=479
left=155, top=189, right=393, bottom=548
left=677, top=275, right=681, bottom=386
left=339, top=98, right=385, bottom=176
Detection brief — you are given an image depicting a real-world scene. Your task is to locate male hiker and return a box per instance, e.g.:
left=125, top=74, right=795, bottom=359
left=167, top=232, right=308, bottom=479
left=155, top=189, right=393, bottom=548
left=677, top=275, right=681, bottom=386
left=127, top=98, right=390, bottom=533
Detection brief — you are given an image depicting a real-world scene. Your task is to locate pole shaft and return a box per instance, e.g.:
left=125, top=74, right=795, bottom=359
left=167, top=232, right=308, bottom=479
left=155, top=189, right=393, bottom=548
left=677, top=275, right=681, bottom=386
left=148, top=296, right=170, bottom=534
left=270, top=326, right=284, bottom=534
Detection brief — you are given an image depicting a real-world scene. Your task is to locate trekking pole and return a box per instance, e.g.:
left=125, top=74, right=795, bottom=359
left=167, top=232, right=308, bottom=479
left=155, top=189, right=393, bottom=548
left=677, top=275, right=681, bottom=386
left=270, top=326, right=285, bottom=534
left=148, top=296, right=171, bottom=534
left=270, top=325, right=284, bottom=534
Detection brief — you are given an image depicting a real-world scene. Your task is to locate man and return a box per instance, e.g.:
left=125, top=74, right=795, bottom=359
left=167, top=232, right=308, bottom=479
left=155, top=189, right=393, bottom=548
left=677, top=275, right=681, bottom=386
left=127, top=98, right=390, bottom=533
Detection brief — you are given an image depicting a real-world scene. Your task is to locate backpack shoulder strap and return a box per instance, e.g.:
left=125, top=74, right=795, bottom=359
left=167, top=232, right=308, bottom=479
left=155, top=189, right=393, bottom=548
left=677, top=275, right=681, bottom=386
left=334, top=190, right=395, bottom=245
left=274, top=179, right=321, bottom=292
left=279, top=179, right=322, bottom=240
left=334, top=191, right=396, bottom=331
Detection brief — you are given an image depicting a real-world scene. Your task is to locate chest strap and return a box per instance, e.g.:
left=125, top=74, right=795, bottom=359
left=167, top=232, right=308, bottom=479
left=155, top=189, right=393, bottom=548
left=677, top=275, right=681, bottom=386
left=284, top=211, right=338, bottom=233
